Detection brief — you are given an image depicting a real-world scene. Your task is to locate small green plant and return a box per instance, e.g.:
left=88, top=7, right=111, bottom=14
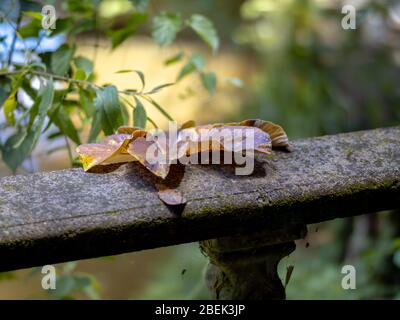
left=0, top=0, right=221, bottom=173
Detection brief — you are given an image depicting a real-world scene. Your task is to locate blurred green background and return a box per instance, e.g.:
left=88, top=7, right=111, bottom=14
left=0, top=0, right=400, bottom=299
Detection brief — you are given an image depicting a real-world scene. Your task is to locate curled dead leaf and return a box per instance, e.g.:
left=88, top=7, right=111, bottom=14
left=76, top=119, right=289, bottom=178
left=127, top=137, right=171, bottom=179
left=237, top=119, right=289, bottom=149
left=179, top=120, right=196, bottom=130
left=156, top=183, right=187, bottom=206
left=76, top=134, right=135, bottom=171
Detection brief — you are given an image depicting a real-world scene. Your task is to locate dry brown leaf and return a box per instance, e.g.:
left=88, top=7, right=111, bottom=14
left=156, top=183, right=187, bottom=206
left=178, top=125, right=272, bottom=155
left=237, top=119, right=289, bottom=149
left=180, top=120, right=196, bottom=130
left=127, top=137, right=171, bottom=179
left=117, top=126, right=147, bottom=138
left=76, top=134, right=136, bottom=171
left=77, top=119, right=289, bottom=177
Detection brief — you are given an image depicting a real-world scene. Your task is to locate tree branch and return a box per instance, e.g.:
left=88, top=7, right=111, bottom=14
left=7, top=7, right=22, bottom=67
left=0, top=69, right=151, bottom=95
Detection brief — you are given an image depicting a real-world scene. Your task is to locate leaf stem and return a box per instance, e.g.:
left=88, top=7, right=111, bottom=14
left=0, top=69, right=153, bottom=95
left=64, top=136, right=73, bottom=165
left=0, top=69, right=97, bottom=87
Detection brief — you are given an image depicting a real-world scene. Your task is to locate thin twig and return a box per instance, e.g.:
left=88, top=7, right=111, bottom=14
left=64, top=136, right=74, bottom=165
left=7, top=6, right=22, bottom=67
left=0, top=69, right=174, bottom=98
left=0, top=69, right=98, bottom=87
left=0, top=69, right=150, bottom=95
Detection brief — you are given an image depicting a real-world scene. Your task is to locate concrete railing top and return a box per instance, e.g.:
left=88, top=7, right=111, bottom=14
left=0, top=126, right=399, bottom=273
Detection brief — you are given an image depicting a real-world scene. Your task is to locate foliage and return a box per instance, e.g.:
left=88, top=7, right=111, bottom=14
left=0, top=0, right=222, bottom=300
left=282, top=214, right=400, bottom=299
left=29, top=261, right=101, bottom=299
left=0, top=0, right=220, bottom=173
left=236, top=0, right=400, bottom=138
left=131, top=243, right=209, bottom=300
left=235, top=0, right=400, bottom=299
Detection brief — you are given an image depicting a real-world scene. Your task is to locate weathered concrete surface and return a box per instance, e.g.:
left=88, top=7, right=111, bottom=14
left=0, top=126, right=399, bottom=271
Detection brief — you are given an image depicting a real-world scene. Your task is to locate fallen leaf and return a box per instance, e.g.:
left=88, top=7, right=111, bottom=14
left=117, top=126, right=147, bottom=138
left=156, top=183, right=187, bottom=205
left=237, top=119, right=289, bottom=149
left=76, top=118, right=290, bottom=177
left=127, top=137, right=171, bottom=179
left=180, top=120, right=196, bottom=130
left=76, top=134, right=135, bottom=171
left=179, top=125, right=272, bottom=155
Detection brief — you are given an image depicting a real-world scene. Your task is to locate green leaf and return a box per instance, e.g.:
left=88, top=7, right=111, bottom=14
left=115, top=70, right=133, bottom=74
left=88, top=110, right=102, bottom=143
left=2, top=130, right=34, bottom=173
left=121, top=101, right=130, bottom=125
left=187, top=14, right=219, bottom=52
left=0, top=77, right=11, bottom=106
left=29, top=61, right=47, bottom=71
left=51, top=44, right=75, bottom=76
left=27, top=97, right=40, bottom=131
left=63, top=262, right=78, bottom=275
left=133, top=70, right=145, bottom=91
left=93, top=86, right=124, bottom=135
left=147, top=97, right=173, bottom=121
left=32, top=79, right=55, bottom=145
left=2, top=79, right=54, bottom=172
left=51, top=105, right=81, bottom=145
left=109, top=13, right=147, bottom=49
left=164, top=52, right=184, bottom=66
left=200, top=71, right=217, bottom=96
left=73, top=275, right=92, bottom=289
left=52, top=276, right=76, bottom=299
left=74, top=56, right=93, bottom=77
left=3, top=72, right=27, bottom=124
left=177, top=63, right=195, bottom=81
left=4, top=94, right=17, bottom=125
left=190, top=53, right=206, bottom=70
left=152, top=12, right=183, bottom=46
left=22, top=79, right=55, bottom=146
left=66, top=0, right=94, bottom=15
left=147, top=82, right=175, bottom=94
left=177, top=53, right=205, bottom=81
left=73, top=69, right=86, bottom=80
left=77, top=273, right=101, bottom=300
left=22, top=11, right=42, bottom=20
left=133, top=97, right=147, bottom=128
left=129, top=0, right=149, bottom=12
left=50, top=17, right=74, bottom=36
left=18, top=18, right=42, bottom=38
left=47, top=131, right=64, bottom=140
left=225, top=77, right=243, bottom=88
left=115, top=70, right=145, bottom=91
left=79, top=88, right=95, bottom=117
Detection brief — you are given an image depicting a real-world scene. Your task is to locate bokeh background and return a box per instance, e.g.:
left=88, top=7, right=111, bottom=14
left=0, top=0, right=400, bottom=299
